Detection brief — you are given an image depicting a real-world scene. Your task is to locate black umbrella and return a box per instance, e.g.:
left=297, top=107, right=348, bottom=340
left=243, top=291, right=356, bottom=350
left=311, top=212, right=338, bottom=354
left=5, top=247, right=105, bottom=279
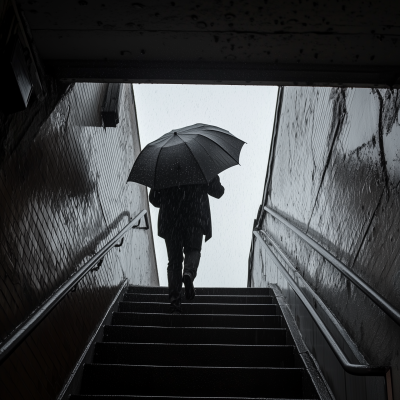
left=128, top=123, right=245, bottom=189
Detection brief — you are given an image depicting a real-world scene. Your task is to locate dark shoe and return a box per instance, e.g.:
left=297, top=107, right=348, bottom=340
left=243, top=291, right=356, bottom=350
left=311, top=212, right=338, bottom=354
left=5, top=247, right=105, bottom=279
left=183, top=273, right=195, bottom=301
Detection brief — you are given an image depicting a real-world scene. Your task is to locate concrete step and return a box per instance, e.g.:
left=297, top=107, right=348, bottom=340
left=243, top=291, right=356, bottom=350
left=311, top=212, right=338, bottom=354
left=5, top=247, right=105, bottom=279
left=123, top=293, right=274, bottom=304
left=72, top=397, right=316, bottom=400
left=118, top=302, right=277, bottom=315
left=73, top=286, right=320, bottom=399
left=80, top=364, right=306, bottom=398
left=127, top=286, right=272, bottom=296
left=103, top=325, right=287, bottom=345
left=93, top=342, right=296, bottom=367
left=111, top=312, right=282, bottom=328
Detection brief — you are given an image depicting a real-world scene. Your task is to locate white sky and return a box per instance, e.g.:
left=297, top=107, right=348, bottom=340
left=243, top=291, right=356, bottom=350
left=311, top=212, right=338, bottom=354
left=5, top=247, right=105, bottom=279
left=133, top=84, right=278, bottom=287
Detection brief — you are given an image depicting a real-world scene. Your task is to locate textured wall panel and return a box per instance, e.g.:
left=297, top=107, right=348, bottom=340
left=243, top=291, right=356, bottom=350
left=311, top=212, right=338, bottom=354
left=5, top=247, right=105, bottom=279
left=0, top=83, right=158, bottom=400
left=252, top=86, right=400, bottom=399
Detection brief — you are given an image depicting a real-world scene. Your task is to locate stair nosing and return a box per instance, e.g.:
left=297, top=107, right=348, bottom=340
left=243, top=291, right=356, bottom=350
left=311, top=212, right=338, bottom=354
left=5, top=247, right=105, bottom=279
left=85, top=363, right=304, bottom=371
left=128, top=286, right=270, bottom=289
left=113, top=312, right=280, bottom=317
left=106, top=325, right=286, bottom=331
left=119, top=302, right=276, bottom=306
left=97, top=342, right=295, bottom=348
left=72, top=397, right=313, bottom=400
left=124, top=294, right=274, bottom=297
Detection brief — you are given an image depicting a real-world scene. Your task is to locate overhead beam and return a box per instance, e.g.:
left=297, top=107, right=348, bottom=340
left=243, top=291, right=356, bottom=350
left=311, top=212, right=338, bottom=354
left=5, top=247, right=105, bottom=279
left=49, top=60, right=400, bottom=88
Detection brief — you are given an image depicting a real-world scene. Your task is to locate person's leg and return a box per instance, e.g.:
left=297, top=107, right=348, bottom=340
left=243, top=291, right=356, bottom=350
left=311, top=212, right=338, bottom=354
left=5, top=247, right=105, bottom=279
left=182, top=228, right=203, bottom=300
left=165, top=235, right=184, bottom=313
left=183, top=248, right=201, bottom=280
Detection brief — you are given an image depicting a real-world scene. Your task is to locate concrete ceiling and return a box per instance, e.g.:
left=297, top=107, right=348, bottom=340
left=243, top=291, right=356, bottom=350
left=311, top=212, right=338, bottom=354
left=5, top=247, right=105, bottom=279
left=19, top=0, right=400, bottom=86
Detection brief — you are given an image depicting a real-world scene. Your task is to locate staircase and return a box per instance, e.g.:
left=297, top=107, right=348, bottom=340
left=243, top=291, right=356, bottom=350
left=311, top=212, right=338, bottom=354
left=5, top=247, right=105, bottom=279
left=70, top=286, right=321, bottom=399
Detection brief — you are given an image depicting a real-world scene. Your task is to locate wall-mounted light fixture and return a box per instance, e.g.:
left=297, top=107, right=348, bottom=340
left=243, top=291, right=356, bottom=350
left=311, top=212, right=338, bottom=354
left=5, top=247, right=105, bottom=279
left=101, top=83, right=122, bottom=128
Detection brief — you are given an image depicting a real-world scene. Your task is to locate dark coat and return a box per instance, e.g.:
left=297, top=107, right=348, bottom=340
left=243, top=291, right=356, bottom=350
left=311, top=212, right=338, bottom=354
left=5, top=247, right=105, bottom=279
left=149, top=176, right=224, bottom=242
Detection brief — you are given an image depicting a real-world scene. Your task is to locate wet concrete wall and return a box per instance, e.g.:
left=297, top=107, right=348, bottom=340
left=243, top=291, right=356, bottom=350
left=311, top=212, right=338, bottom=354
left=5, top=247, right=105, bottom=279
left=250, top=87, right=400, bottom=399
left=0, top=82, right=158, bottom=400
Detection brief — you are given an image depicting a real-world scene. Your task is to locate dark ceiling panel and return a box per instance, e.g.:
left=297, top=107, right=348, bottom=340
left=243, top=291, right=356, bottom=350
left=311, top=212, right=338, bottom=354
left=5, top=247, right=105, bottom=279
left=19, top=0, right=400, bottom=86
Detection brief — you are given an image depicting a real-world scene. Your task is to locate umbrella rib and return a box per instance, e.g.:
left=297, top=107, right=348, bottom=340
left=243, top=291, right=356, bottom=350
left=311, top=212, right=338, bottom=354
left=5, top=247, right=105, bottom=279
left=127, top=144, right=146, bottom=182
left=152, top=134, right=178, bottom=188
left=197, top=134, right=241, bottom=165
left=178, top=136, right=208, bottom=184
left=191, top=136, right=219, bottom=169
left=153, top=146, right=164, bottom=189
left=202, top=128, right=246, bottom=144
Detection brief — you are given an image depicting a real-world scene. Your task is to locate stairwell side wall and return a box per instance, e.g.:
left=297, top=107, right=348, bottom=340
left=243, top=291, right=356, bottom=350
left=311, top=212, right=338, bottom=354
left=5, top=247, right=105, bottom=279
left=0, top=83, right=158, bottom=400
left=249, top=86, right=400, bottom=400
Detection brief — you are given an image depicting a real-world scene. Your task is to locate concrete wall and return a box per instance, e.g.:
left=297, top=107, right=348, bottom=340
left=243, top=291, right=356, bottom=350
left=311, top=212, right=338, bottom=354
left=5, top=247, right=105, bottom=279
left=250, top=87, right=400, bottom=399
left=0, top=82, right=158, bottom=400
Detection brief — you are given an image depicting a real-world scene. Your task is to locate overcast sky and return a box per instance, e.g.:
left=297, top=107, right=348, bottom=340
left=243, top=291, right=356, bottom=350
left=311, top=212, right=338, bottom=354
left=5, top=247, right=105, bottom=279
left=133, top=84, right=278, bottom=287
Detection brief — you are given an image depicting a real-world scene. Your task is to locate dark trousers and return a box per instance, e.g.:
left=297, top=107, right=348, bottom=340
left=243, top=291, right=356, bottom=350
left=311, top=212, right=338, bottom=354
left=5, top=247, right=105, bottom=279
left=165, top=227, right=203, bottom=311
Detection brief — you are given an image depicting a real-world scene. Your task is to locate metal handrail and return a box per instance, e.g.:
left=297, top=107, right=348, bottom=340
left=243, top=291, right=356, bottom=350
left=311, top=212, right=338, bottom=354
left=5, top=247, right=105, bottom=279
left=253, top=230, right=389, bottom=377
left=0, top=209, right=149, bottom=365
left=264, top=206, right=400, bottom=328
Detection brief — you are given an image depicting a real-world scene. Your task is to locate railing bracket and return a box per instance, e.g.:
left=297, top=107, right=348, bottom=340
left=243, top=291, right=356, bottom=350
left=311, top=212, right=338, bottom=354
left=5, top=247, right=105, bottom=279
left=91, top=258, right=104, bottom=272
left=115, top=238, right=124, bottom=248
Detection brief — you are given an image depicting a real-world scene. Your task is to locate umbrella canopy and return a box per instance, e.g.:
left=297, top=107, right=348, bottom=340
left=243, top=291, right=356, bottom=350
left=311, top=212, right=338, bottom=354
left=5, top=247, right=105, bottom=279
left=128, top=123, right=245, bottom=189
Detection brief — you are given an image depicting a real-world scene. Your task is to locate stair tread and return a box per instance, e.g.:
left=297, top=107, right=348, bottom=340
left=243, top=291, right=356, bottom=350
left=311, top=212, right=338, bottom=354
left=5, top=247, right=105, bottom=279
left=72, top=396, right=316, bottom=400
left=113, top=312, right=279, bottom=316
left=121, top=301, right=272, bottom=304
left=103, top=325, right=287, bottom=345
left=125, top=294, right=273, bottom=297
left=93, top=342, right=295, bottom=367
left=112, top=312, right=282, bottom=328
left=95, top=342, right=294, bottom=347
left=127, top=286, right=272, bottom=296
left=80, top=364, right=306, bottom=398
left=106, top=325, right=286, bottom=330
left=123, top=294, right=274, bottom=304
left=118, top=302, right=277, bottom=315
left=89, top=363, right=303, bottom=370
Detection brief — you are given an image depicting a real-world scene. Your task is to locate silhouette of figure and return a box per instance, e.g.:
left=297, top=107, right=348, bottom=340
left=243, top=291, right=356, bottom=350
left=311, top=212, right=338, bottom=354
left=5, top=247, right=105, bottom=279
left=149, top=175, right=225, bottom=313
